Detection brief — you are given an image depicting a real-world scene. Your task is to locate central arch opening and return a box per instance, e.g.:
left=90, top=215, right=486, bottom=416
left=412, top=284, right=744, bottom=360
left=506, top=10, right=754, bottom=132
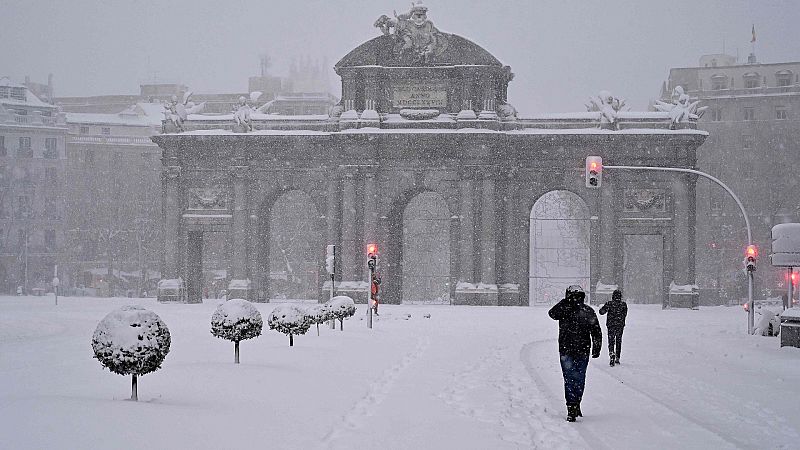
left=402, top=191, right=451, bottom=304
left=529, top=190, right=590, bottom=305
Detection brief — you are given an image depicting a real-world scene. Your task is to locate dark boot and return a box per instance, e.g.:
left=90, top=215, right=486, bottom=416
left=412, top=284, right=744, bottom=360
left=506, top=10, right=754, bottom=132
left=566, top=404, right=578, bottom=422
left=609, top=355, right=615, bottom=367
left=576, top=403, right=583, bottom=417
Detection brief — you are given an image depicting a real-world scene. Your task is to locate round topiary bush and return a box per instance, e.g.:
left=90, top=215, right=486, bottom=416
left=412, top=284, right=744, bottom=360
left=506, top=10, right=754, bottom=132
left=91, top=305, right=171, bottom=401
left=211, top=298, right=263, bottom=363
left=268, top=305, right=312, bottom=346
left=327, top=295, right=356, bottom=331
left=306, top=303, right=334, bottom=336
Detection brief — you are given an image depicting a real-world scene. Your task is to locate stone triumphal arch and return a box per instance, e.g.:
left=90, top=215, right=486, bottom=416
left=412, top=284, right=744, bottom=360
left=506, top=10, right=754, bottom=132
left=153, top=5, right=705, bottom=306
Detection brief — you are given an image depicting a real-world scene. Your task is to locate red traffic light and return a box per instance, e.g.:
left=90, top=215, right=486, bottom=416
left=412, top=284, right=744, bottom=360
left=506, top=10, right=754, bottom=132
left=367, top=243, right=378, bottom=256
left=745, top=245, right=757, bottom=259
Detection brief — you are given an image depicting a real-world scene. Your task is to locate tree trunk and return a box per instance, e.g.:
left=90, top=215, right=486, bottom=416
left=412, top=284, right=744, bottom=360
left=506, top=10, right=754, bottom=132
left=235, top=341, right=240, bottom=364
left=316, top=323, right=320, bottom=336
left=289, top=333, right=293, bottom=347
left=339, top=318, right=343, bottom=331
left=131, top=374, right=138, bottom=401
left=330, top=319, right=335, bottom=329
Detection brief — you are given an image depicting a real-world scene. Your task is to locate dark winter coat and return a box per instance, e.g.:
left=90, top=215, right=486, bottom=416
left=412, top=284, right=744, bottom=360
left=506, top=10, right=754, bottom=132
left=599, top=299, right=628, bottom=329
left=548, top=299, right=602, bottom=358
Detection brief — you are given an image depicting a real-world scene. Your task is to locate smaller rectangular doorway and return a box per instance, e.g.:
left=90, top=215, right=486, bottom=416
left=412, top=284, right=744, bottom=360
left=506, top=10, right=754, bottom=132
left=623, top=234, right=664, bottom=304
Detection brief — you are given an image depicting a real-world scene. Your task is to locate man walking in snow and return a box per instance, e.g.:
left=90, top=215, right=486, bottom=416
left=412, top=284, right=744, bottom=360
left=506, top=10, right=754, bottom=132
left=548, top=285, right=602, bottom=422
left=599, top=289, right=628, bottom=367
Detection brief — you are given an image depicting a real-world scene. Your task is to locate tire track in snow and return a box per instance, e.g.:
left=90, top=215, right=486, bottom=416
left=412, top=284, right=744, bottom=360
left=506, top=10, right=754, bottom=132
left=595, top=362, right=798, bottom=448
left=319, top=335, right=430, bottom=448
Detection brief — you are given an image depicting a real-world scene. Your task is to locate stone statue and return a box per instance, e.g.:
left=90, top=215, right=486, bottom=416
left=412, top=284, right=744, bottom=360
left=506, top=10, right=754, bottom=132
left=375, top=2, right=447, bottom=64
left=653, top=86, right=708, bottom=129
left=165, top=91, right=205, bottom=133
left=233, top=92, right=261, bottom=133
left=586, top=90, right=626, bottom=130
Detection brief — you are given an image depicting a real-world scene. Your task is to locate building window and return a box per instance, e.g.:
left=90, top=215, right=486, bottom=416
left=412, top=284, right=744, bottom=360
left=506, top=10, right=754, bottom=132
left=10, top=87, right=25, bottom=101
left=80, top=126, right=90, bottom=134
left=17, top=229, right=25, bottom=250
left=776, top=71, right=793, bottom=87
left=45, top=167, right=57, bottom=185
left=776, top=106, right=789, bottom=120
left=44, top=229, right=56, bottom=251
left=711, top=108, right=723, bottom=122
left=0, top=136, right=5, bottom=156
left=16, top=196, right=30, bottom=219
left=44, top=198, right=57, bottom=219
left=44, top=138, right=57, bottom=159
left=101, top=127, right=111, bottom=135
left=710, top=189, right=724, bottom=212
left=744, top=74, right=760, bottom=89
left=742, top=135, right=754, bottom=150
left=743, top=107, right=755, bottom=121
left=17, top=137, right=32, bottom=158
left=711, top=75, right=728, bottom=90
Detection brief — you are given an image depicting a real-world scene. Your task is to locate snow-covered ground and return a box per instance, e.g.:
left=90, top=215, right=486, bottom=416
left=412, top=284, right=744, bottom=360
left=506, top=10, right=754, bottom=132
left=1, top=296, right=798, bottom=449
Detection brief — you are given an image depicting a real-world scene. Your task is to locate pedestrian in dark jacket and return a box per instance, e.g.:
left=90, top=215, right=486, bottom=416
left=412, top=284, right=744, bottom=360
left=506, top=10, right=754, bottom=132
left=548, top=285, right=602, bottom=422
left=599, top=289, right=628, bottom=367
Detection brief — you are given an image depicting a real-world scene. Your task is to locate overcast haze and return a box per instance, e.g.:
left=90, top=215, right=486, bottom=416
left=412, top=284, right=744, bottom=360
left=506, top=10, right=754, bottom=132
left=3, top=0, right=799, bottom=114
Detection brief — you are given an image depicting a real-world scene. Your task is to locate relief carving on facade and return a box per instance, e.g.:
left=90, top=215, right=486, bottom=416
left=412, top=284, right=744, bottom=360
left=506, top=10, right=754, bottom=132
left=623, top=188, right=666, bottom=213
left=188, top=187, right=227, bottom=210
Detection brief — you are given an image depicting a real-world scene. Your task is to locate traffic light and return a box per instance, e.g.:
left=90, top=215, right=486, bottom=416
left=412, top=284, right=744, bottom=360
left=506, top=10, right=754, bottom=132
left=585, top=156, right=603, bottom=188
left=745, top=244, right=757, bottom=272
left=367, top=243, right=378, bottom=270
left=325, top=245, right=336, bottom=275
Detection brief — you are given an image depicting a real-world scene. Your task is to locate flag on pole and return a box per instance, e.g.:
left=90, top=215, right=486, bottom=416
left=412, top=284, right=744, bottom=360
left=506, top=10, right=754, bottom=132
left=751, top=24, right=756, bottom=43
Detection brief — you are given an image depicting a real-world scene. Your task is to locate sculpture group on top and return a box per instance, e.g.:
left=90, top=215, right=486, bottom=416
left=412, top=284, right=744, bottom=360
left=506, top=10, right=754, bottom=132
left=374, top=2, right=448, bottom=64
left=653, top=86, right=707, bottom=129
left=163, top=92, right=205, bottom=133
left=586, top=90, right=627, bottom=130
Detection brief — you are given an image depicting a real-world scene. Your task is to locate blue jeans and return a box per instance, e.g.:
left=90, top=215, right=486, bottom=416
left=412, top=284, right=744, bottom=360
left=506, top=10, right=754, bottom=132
left=559, top=354, right=589, bottom=405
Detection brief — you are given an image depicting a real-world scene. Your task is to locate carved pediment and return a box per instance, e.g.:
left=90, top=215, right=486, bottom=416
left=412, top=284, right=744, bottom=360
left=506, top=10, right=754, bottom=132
left=623, top=188, right=666, bottom=213
left=188, top=188, right=227, bottom=210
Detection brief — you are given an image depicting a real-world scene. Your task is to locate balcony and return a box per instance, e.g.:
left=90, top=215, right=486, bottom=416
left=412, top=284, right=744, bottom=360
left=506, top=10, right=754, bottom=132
left=16, top=148, right=33, bottom=158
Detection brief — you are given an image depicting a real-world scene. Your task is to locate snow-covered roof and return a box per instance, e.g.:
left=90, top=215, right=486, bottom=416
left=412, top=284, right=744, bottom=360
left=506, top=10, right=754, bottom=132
left=66, top=102, right=165, bottom=127
left=0, top=76, right=55, bottom=108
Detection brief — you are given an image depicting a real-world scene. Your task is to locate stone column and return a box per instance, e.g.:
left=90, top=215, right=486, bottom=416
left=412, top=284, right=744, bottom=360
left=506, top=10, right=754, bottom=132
left=228, top=165, right=251, bottom=300
left=500, top=173, right=521, bottom=305
left=458, top=176, right=475, bottom=283
left=363, top=171, right=378, bottom=259
left=325, top=176, right=340, bottom=288
left=341, top=172, right=358, bottom=281
left=158, top=164, right=185, bottom=302
left=672, top=175, right=690, bottom=285
left=599, top=176, right=616, bottom=285
left=480, top=173, right=497, bottom=286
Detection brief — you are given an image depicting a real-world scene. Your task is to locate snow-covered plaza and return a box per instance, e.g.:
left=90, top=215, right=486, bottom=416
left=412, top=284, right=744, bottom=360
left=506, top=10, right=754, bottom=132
left=1, top=296, right=798, bottom=449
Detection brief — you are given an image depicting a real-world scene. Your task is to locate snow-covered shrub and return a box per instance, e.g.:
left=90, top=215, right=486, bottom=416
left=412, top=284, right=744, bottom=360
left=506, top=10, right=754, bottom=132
left=268, top=305, right=312, bottom=346
left=306, top=303, right=334, bottom=336
left=327, top=295, right=356, bottom=331
left=211, top=299, right=263, bottom=363
left=91, top=305, right=171, bottom=401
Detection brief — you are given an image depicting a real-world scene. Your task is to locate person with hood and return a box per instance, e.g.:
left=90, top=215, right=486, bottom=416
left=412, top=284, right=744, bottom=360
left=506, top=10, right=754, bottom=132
left=599, top=289, right=628, bottom=367
left=548, top=285, right=602, bottom=422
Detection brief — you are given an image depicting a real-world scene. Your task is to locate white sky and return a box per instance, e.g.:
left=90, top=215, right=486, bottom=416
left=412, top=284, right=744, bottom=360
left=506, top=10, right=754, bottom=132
left=2, top=0, right=799, bottom=114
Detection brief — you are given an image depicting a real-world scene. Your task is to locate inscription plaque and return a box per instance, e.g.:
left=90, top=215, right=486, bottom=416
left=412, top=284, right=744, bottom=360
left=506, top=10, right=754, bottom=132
left=392, top=82, right=447, bottom=108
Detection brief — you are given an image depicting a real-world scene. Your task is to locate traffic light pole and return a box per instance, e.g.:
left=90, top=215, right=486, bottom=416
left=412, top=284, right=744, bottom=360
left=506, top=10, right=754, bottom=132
left=604, top=165, right=755, bottom=333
